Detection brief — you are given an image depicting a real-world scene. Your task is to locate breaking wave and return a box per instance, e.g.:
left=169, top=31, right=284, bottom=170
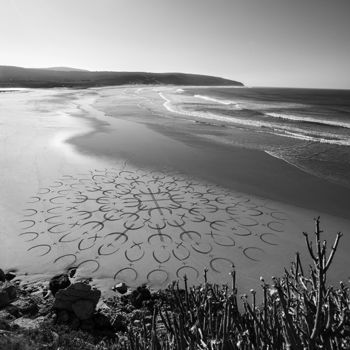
left=159, top=92, right=350, bottom=147
left=194, top=94, right=242, bottom=109
left=265, top=112, right=350, bottom=129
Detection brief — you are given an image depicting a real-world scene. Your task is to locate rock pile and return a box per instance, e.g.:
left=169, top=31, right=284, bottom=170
left=0, top=269, right=17, bottom=308
left=49, top=273, right=71, bottom=296
left=0, top=269, right=54, bottom=334
left=52, top=281, right=122, bottom=336
left=0, top=267, right=156, bottom=347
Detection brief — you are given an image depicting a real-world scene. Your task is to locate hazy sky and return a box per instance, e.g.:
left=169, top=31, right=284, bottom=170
left=1, top=0, right=349, bottom=88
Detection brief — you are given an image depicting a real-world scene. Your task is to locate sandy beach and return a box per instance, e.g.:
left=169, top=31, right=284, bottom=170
left=1, top=86, right=349, bottom=296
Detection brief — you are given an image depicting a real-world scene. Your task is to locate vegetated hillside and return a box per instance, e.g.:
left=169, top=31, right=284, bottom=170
left=0, top=66, right=243, bottom=88
left=45, top=67, right=90, bottom=72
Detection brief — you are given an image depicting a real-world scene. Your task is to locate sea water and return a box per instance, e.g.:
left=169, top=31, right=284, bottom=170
left=163, top=87, right=350, bottom=189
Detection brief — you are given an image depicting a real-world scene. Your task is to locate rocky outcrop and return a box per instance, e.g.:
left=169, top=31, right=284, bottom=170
left=9, top=298, right=39, bottom=317
left=49, top=273, right=71, bottom=296
left=0, top=269, right=5, bottom=282
left=0, top=268, right=156, bottom=347
left=10, top=316, right=46, bottom=330
left=113, top=282, right=128, bottom=295
left=72, top=299, right=95, bottom=320
left=53, top=282, right=101, bottom=321
left=0, top=282, right=17, bottom=308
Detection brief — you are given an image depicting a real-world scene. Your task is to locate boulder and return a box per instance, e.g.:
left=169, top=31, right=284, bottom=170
left=0, top=291, right=10, bottom=308
left=4, top=285, right=16, bottom=301
left=53, top=282, right=101, bottom=313
left=68, top=267, right=77, bottom=278
left=4, top=305, right=21, bottom=318
left=0, top=282, right=17, bottom=309
left=0, top=309, right=15, bottom=322
left=80, top=318, right=94, bottom=331
left=49, top=274, right=71, bottom=296
left=5, top=272, right=16, bottom=281
left=10, top=298, right=38, bottom=316
left=72, top=300, right=95, bottom=320
left=0, top=269, right=5, bottom=282
left=0, top=318, right=12, bottom=331
left=70, top=316, right=80, bottom=330
left=10, top=316, right=46, bottom=330
left=113, top=282, right=128, bottom=294
left=56, top=309, right=70, bottom=323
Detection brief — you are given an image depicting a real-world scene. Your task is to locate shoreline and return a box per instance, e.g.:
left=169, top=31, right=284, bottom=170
left=1, top=87, right=350, bottom=295
left=69, top=87, right=350, bottom=220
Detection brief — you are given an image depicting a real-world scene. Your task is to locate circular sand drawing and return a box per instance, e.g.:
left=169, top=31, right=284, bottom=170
left=20, top=167, right=288, bottom=286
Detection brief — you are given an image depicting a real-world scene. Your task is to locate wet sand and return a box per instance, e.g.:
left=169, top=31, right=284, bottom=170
left=73, top=86, right=350, bottom=219
left=1, top=86, right=349, bottom=295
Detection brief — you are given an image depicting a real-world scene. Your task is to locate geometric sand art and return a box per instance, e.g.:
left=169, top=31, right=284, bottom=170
left=19, top=167, right=288, bottom=287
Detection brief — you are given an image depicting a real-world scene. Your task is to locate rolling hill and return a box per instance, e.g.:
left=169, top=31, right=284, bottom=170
left=0, top=66, right=243, bottom=88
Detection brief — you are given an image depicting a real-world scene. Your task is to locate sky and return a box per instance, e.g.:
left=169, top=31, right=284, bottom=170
left=0, top=0, right=349, bottom=89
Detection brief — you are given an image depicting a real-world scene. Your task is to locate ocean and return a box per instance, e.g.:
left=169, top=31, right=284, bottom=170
left=160, top=87, right=350, bottom=189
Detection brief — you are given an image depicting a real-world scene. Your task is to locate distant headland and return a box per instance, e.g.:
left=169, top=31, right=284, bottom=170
left=0, top=65, right=243, bottom=88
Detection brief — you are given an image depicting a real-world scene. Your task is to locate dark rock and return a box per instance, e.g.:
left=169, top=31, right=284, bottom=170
left=10, top=316, right=46, bottom=330
left=5, top=272, right=16, bottom=281
left=11, top=298, right=38, bottom=316
left=4, top=304, right=21, bottom=318
left=56, top=309, right=70, bottom=323
left=2, top=283, right=17, bottom=301
left=113, top=282, right=128, bottom=294
left=72, top=299, right=94, bottom=320
left=80, top=318, right=94, bottom=331
left=68, top=267, right=77, bottom=278
left=0, top=291, right=10, bottom=308
left=70, top=316, right=80, bottom=330
left=0, top=269, right=5, bottom=282
left=49, top=274, right=71, bottom=296
left=0, top=309, right=15, bottom=322
left=53, top=282, right=101, bottom=312
left=0, top=318, right=12, bottom=331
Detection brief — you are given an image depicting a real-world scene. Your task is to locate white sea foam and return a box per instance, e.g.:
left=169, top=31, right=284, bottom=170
left=0, top=88, right=29, bottom=93
left=271, top=130, right=350, bottom=146
left=265, top=112, right=350, bottom=129
left=159, top=92, right=350, bottom=146
left=194, top=94, right=242, bottom=109
left=176, top=88, right=185, bottom=93
left=159, top=92, right=260, bottom=126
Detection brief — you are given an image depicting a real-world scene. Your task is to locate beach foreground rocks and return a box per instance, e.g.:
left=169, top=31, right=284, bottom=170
left=0, top=269, right=5, bottom=282
left=10, top=316, right=46, bottom=330
left=113, top=282, right=128, bottom=294
left=0, top=282, right=17, bottom=308
left=0, top=268, right=160, bottom=348
left=53, top=282, right=101, bottom=320
left=49, top=273, right=71, bottom=296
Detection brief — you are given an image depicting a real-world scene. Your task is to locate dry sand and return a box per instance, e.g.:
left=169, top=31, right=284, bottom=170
left=0, top=86, right=349, bottom=296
